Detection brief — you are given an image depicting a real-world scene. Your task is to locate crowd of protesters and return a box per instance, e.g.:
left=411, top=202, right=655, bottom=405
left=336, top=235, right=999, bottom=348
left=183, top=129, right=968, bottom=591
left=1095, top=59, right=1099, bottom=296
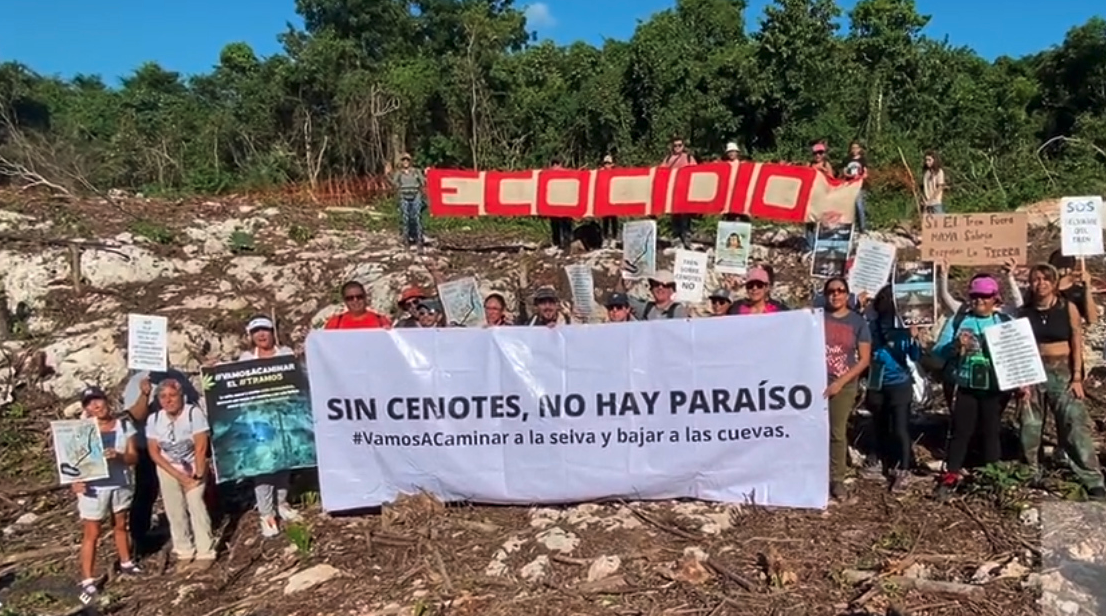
left=66, top=143, right=1101, bottom=607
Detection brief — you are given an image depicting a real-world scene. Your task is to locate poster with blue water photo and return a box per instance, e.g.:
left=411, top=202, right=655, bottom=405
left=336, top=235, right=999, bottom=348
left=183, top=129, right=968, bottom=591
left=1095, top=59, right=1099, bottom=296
left=201, top=356, right=316, bottom=483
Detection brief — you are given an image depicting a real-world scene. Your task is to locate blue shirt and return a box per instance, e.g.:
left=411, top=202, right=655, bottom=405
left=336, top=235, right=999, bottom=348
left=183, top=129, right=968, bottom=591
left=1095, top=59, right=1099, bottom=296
left=933, top=311, right=1011, bottom=389
left=867, top=315, right=922, bottom=388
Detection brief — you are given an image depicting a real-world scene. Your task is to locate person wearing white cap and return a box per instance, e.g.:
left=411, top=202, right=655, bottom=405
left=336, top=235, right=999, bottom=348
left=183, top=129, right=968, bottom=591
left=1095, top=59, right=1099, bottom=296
left=234, top=315, right=301, bottom=536
left=617, top=270, right=689, bottom=320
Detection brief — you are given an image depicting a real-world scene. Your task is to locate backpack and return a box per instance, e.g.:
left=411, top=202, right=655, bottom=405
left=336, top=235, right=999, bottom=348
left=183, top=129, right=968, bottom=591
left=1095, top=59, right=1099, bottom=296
left=643, top=302, right=681, bottom=320
left=920, top=306, right=1011, bottom=381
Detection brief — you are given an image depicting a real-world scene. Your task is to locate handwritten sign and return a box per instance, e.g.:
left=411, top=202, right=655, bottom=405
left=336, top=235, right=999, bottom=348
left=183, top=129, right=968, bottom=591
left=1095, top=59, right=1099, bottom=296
left=983, top=318, right=1047, bottom=391
left=848, top=239, right=897, bottom=297
left=127, top=314, right=168, bottom=372
left=564, top=264, right=596, bottom=317
left=1061, top=196, right=1104, bottom=257
left=920, top=213, right=1027, bottom=266
left=673, top=250, right=708, bottom=303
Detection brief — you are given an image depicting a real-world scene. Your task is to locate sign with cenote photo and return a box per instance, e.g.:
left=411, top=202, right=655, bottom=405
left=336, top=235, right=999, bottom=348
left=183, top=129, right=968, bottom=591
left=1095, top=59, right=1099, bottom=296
left=201, top=356, right=317, bottom=483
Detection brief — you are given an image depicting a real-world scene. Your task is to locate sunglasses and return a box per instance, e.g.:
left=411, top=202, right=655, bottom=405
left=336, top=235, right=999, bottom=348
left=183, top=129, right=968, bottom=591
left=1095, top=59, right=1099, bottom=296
left=606, top=304, right=628, bottom=311
left=710, top=298, right=730, bottom=305
left=344, top=293, right=366, bottom=302
left=825, top=288, right=848, bottom=296
left=650, top=283, right=676, bottom=290
left=745, top=281, right=766, bottom=290
left=969, top=293, right=995, bottom=301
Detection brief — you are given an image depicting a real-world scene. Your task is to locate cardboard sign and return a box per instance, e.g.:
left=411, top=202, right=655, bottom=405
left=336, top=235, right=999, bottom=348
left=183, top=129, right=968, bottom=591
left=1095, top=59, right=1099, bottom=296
left=673, top=250, right=708, bottom=303
left=920, top=213, right=1027, bottom=265
left=427, top=162, right=862, bottom=224
left=1061, top=196, right=1104, bottom=257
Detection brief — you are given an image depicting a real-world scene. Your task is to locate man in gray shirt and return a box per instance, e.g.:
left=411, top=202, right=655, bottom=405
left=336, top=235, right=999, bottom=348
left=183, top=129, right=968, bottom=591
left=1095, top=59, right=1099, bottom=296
left=390, top=153, right=426, bottom=250
left=626, top=270, right=689, bottom=320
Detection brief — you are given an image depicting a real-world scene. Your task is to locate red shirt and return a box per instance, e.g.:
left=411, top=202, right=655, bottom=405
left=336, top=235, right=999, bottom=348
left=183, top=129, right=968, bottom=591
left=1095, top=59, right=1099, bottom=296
left=323, top=311, right=391, bottom=330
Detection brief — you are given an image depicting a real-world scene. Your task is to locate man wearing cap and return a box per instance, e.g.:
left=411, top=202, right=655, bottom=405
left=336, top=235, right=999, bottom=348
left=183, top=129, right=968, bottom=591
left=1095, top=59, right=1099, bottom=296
left=727, top=266, right=789, bottom=315
left=604, top=292, right=634, bottom=323
left=660, top=137, right=697, bottom=249
left=234, top=316, right=301, bottom=537
left=720, top=143, right=753, bottom=224
left=389, top=153, right=427, bottom=251
left=523, top=286, right=570, bottom=327
left=707, top=289, right=732, bottom=316
left=416, top=299, right=447, bottom=327
left=74, top=385, right=141, bottom=605
left=620, top=271, right=689, bottom=320
left=599, top=155, right=619, bottom=247
left=394, top=286, right=429, bottom=328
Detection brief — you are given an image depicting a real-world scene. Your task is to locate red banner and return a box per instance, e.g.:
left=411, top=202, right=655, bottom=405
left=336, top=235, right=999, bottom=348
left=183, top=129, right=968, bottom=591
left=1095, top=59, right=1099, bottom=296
left=427, top=161, right=862, bottom=224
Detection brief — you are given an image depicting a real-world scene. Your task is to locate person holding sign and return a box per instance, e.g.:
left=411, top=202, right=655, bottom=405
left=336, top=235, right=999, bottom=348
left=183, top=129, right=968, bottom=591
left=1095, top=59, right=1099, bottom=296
left=73, top=386, right=141, bottom=606
left=862, top=287, right=922, bottom=492
left=236, top=316, right=304, bottom=537
left=821, top=277, right=872, bottom=500
left=931, top=275, right=1015, bottom=498
left=1018, top=265, right=1106, bottom=500
left=147, top=378, right=216, bottom=571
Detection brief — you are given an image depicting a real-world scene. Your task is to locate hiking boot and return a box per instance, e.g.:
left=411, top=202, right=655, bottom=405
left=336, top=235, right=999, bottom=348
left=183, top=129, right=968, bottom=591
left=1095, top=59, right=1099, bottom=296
left=78, top=582, right=98, bottom=606
left=260, top=515, right=279, bottom=538
left=1088, top=487, right=1106, bottom=502
left=830, top=481, right=847, bottom=500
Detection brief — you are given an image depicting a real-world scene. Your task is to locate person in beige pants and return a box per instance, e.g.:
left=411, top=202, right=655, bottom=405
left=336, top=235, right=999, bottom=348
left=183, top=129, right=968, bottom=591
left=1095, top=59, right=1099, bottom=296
left=146, top=378, right=216, bottom=572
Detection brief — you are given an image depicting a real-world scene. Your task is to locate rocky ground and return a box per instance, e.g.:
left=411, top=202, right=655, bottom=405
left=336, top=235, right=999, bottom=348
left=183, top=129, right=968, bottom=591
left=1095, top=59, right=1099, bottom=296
left=0, top=191, right=1103, bottom=615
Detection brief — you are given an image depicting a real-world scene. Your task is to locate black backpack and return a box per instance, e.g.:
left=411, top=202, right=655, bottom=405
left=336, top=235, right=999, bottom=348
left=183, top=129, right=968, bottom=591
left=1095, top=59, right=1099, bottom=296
left=643, top=302, right=681, bottom=320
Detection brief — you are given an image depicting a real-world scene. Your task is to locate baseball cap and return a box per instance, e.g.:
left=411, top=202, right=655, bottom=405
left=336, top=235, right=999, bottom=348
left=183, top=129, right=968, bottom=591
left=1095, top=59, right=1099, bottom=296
left=708, top=288, right=731, bottom=302
left=417, top=299, right=442, bottom=314
left=533, top=286, right=559, bottom=302
left=605, top=292, right=630, bottom=308
left=246, top=315, right=275, bottom=334
left=746, top=266, right=771, bottom=285
left=812, top=143, right=827, bottom=154
left=725, top=142, right=739, bottom=154
left=602, top=154, right=614, bottom=164
left=400, top=153, right=411, bottom=160
left=81, top=385, right=107, bottom=406
left=648, top=270, right=675, bottom=285
left=968, top=276, right=1000, bottom=296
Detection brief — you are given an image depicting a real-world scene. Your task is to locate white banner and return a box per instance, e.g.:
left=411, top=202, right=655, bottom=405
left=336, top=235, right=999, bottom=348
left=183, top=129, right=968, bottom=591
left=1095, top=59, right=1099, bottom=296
left=307, top=312, right=829, bottom=512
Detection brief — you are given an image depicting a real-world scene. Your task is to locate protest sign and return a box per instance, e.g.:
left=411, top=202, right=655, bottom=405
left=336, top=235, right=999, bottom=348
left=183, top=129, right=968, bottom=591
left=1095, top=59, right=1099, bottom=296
left=714, top=221, right=752, bottom=274
left=621, top=220, right=657, bottom=279
left=307, top=312, right=830, bottom=512
left=982, top=318, right=1047, bottom=391
left=1061, top=196, right=1104, bottom=257
left=892, top=261, right=936, bottom=327
left=427, top=162, right=862, bottom=224
left=848, top=239, right=896, bottom=297
left=920, top=213, right=1027, bottom=265
left=438, top=277, right=485, bottom=327
left=201, top=357, right=316, bottom=483
left=50, top=419, right=109, bottom=485
left=811, top=222, right=853, bottom=278
left=564, top=264, right=596, bottom=317
left=127, top=314, right=168, bottom=372
left=673, top=250, right=708, bottom=303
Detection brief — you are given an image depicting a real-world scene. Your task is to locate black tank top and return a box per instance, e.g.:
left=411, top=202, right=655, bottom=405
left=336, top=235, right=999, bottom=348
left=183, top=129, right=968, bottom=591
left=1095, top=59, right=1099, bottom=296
left=1025, top=299, right=1072, bottom=344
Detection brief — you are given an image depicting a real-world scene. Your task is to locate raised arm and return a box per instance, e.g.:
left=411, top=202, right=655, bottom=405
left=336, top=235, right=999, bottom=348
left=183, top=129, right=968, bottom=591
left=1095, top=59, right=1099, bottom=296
left=936, top=260, right=961, bottom=314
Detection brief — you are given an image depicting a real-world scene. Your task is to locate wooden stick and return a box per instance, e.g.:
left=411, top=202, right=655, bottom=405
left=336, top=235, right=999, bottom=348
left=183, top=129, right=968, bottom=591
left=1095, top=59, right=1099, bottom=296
left=897, top=147, right=923, bottom=219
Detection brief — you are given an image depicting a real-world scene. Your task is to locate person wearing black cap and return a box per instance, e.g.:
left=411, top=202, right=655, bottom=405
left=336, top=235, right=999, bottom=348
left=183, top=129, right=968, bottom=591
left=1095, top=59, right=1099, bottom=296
left=390, top=153, right=427, bottom=250
left=604, top=292, right=634, bottom=323
left=233, top=316, right=299, bottom=538
left=523, top=286, right=569, bottom=327
left=73, top=385, right=141, bottom=605
left=416, top=299, right=446, bottom=327
left=707, top=289, right=732, bottom=316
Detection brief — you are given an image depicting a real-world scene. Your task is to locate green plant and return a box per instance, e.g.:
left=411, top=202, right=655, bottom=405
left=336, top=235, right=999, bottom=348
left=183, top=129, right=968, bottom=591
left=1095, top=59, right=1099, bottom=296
left=228, top=230, right=256, bottom=254
left=130, top=220, right=176, bottom=245
left=288, top=224, right=315, bottom=244
left=966, top=461, right=1035, bottom=511
left=285, top=522, right=312, bottom=554
left=299, top=491, right=320, bottom=508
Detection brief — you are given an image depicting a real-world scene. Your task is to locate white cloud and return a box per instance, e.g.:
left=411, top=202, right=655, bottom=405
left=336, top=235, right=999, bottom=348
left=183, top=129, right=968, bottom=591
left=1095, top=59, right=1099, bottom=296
left=524, top=2, right=557, bottom=29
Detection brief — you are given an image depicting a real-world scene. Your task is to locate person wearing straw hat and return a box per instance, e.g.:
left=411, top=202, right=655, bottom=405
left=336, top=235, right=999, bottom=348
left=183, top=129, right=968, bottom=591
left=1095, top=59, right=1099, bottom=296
left=394, top=286, right=429, bottom=328
left=236, top=315, right=301, bottom=536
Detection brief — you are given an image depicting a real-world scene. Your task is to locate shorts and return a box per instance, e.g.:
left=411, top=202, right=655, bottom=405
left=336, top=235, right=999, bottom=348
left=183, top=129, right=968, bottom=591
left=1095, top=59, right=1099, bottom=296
left=77, top=486, right=134, bottom=521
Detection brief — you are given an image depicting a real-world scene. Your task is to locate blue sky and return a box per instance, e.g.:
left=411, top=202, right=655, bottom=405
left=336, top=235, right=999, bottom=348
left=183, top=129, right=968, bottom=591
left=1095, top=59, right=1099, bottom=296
left=1, top=0, right=1099, bottom=84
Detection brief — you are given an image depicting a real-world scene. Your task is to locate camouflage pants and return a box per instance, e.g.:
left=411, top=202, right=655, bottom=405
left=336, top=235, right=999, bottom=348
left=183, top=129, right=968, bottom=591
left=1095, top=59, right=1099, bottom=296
left=1019, top=362, right=1104, bottom=490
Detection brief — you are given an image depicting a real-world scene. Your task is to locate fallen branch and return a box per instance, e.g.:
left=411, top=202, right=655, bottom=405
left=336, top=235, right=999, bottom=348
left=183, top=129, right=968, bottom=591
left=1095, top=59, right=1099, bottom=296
left=0, top=544, right=78, bottom=566
left=549, top=554, right=591, bottom=566
left=884, top=576, right=983, bottom=597
left=628, top=506, right=700, bottom=541
left=427, top=543, right=454, bottom=596
left=705, top=557, right=756, bottom=592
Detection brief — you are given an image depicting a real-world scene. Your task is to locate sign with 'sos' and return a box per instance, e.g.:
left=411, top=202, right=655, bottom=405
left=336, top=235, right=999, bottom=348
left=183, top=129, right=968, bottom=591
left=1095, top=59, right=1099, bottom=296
left=306, top=313, right=830, bottom=512
left=1061, top=196, right=1104, bottom=257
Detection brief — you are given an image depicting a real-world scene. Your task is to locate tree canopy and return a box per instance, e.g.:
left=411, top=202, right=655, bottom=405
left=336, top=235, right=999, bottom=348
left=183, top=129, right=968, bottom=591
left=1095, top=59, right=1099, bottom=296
left=1, top=0, right=1104, bottom=225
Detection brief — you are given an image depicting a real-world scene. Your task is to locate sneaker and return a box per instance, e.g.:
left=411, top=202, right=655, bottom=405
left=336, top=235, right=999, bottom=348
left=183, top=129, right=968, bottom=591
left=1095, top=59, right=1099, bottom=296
left=1088, top=487, right=1106, bottom=502
left=78, top=582, right=98, bottom=606
left=277, top=504, right=302, bottom=522
left=935, top=471, right=959, bottom=501
left=118, top=562, right=143, bottom=576
left=890, top=470, right=909, bottom=493
left=260, top=515, right=279, bottom=538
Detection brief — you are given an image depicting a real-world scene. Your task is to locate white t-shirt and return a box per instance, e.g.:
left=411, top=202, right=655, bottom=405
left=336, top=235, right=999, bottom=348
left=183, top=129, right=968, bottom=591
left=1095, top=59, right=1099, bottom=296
left=81, top=417, right=137, bottom=490
left=147, top=404, right=209, bottom=472
left=238, top=346, right=294, bottom=361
